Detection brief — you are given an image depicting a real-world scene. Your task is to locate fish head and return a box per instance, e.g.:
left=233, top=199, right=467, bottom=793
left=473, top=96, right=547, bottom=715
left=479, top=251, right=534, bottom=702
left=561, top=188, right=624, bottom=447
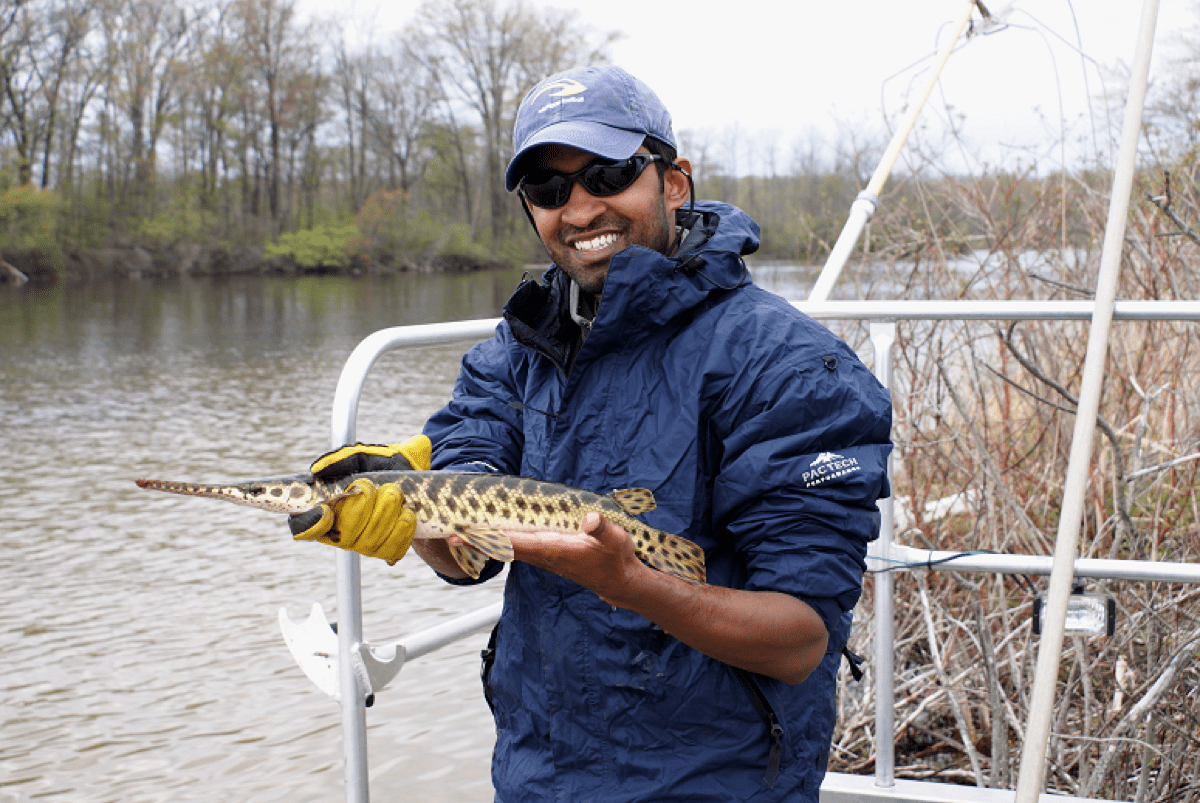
left=135, top=473, right=326, bottom=515
left=231, top=479, right=325, bottom=513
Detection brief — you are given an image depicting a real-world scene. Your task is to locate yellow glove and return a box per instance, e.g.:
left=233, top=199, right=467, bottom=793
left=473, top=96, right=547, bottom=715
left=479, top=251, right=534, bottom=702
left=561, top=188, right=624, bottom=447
left=309, top=435, right=432, bottom=478
left=288, top=434, right=431, bottom=565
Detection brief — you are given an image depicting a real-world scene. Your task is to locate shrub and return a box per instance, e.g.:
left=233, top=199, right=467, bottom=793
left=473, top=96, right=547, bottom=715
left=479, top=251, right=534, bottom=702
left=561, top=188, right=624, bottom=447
left=265, top=223, right=360, bottom=267
left=0, top=185, right=62, bottom=267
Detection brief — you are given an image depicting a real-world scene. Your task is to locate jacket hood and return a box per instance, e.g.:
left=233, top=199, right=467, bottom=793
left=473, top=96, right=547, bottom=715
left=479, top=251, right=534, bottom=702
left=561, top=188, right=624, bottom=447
left=606, top=199, right=758, bottom=332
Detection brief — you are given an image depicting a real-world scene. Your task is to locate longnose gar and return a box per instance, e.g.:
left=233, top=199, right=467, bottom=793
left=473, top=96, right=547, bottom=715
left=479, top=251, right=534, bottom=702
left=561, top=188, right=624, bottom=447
left=135, top=471, right=707, bottom=584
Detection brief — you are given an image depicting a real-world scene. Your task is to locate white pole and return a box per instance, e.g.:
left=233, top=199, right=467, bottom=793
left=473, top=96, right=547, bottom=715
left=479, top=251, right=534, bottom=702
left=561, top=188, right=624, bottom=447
left=809, top=0, right=977, bottom=302
left=337, top=551, right=370, bottom=803
left=1012, top=2, right=1160, bottom=800
left=869, top=321, right=897, bottom=787
left=331, top=338, right=373, bottom=803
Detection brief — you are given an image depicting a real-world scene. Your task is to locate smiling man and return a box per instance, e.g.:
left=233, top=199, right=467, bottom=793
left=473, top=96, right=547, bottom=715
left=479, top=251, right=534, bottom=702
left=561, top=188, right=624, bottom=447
left=419, top=65, right=893, bottom=802
left=294, top=65, right=893, bottom=802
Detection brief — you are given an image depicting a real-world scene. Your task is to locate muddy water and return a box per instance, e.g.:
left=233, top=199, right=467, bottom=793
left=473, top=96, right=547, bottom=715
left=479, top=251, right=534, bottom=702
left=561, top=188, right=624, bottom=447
left=0, top=264, right=816, bottom=802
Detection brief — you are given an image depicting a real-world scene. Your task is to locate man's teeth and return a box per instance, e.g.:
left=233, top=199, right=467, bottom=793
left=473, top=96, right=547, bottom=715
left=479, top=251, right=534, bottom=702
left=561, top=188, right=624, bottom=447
left=574, top=233, right=618, bottom=252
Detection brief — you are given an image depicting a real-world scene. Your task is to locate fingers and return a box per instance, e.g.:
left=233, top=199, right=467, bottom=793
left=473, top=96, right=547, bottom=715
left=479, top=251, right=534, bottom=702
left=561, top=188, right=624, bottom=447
left=350, top=483, right=402, bottom=554
left=507, top=513, right=640, bottom=589
left=290, top=504, right=335, bottom=541
left=580, top=511, right=628, bottom=548
left=329, top=478, right=380, bottom=547
left=289, top=479, right=416, bottom=567
left=377, top=509, right=417, bottom=565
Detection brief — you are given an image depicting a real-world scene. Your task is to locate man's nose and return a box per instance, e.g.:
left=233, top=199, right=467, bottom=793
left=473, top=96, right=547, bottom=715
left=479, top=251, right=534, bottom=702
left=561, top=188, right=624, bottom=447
left=559, top=179, right=605, bottom=227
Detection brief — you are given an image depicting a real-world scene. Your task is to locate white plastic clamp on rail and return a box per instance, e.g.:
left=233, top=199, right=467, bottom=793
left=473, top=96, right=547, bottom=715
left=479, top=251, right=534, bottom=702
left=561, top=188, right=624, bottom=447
left=278, top=602, right=406, bottom=702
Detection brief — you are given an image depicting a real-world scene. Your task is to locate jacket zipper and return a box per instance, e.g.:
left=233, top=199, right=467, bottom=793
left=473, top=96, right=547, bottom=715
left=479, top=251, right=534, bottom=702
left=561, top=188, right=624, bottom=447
left=733, top=667, right=784, bottom=787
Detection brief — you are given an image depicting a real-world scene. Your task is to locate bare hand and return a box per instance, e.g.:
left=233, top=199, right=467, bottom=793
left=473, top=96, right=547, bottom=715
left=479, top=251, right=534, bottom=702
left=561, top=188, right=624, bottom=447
left=508, top=512, right=648, bottom=605
left=411, top=535, right=470, bottom=578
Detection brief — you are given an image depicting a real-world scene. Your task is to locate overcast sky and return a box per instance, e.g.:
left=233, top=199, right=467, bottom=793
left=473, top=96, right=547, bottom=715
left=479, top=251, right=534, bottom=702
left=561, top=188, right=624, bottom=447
left=297, top=0, right=1197, bottom=173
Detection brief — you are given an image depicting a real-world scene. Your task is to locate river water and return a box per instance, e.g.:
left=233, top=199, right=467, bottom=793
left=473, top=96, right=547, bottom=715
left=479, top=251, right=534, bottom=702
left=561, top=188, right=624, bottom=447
left=0, top=262, right=819, bottom=802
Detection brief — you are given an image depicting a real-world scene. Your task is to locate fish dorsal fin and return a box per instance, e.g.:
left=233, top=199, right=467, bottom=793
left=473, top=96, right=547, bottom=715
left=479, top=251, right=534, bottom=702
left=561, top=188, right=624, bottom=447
left=453, top=525, right=515, bottom=563
left=607, top=488, right=656, bottom=515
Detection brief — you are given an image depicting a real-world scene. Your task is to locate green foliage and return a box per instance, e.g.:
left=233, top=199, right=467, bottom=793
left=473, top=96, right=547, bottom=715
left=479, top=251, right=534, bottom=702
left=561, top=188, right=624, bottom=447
left=265, top=223, right=361, bottom=268
left=355, top=189, right=493, bottom=263
left=135, top=191, right=213, bottom=245
left=0, top=185, right=63, bottom=267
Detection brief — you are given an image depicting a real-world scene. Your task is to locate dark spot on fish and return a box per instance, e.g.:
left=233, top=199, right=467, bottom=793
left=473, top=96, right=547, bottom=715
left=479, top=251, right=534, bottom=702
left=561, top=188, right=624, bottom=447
left=485, top=501, right=496, bottom=515
left=449, top=474, right=474, bottom=498
left=515, top=497, right=527, bottom=510
left=530, top=501, right=542, bottom=515
left=289, top=486, right=307, bottom=498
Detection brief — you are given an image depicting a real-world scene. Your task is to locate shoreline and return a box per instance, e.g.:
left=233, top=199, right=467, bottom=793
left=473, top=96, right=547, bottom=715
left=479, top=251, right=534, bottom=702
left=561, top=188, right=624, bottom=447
left=0, top=245, right=514, bottom=285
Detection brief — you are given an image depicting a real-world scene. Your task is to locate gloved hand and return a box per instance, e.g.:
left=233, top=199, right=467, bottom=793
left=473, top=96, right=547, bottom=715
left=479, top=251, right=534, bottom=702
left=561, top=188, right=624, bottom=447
left=288, top=434, right=432, bottom=565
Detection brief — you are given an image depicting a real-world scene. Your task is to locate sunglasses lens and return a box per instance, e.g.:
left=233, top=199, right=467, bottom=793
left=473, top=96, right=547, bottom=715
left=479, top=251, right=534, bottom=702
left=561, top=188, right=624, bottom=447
left=583, top=160, right=641, bottom=197
left=521, top=155, right=655, bottom=209
left=522, top=174, right=569, bottom=208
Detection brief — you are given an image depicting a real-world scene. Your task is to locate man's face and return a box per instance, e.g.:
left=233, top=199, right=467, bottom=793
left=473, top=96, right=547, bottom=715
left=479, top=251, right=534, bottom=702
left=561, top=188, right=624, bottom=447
left=523, top=144, right=691, bottom=295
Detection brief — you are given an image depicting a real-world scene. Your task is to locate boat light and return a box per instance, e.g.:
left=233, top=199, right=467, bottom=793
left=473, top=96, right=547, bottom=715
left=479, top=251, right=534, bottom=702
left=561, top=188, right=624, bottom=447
left=1032, top=586, right=1116, bottom=637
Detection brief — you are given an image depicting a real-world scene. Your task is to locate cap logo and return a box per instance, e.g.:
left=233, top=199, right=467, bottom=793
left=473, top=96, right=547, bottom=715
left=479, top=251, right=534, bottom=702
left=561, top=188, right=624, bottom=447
left=532, top=78, right=586, bottom=101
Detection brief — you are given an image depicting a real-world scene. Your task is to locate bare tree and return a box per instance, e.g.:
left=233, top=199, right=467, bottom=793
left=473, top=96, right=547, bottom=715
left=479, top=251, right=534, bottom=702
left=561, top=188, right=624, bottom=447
left=364, top=34, right=438, bottom=200
left=332, top=34, right=369, bottom=211
left=232, top=0, right=308, bottom=232
left=35, top=0, right=91, bottom=189
left=410, top=0, right=615, bottom=245
left=0, top=0, right=89, bottom=187
left=188, top=1, right=244, bottom=222
left=99, top=0, right=192, bottom=209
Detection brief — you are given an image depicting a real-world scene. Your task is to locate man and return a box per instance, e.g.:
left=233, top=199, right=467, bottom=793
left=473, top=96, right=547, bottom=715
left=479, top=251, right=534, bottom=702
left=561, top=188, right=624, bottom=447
left=292, top=65, right=892, bottom=802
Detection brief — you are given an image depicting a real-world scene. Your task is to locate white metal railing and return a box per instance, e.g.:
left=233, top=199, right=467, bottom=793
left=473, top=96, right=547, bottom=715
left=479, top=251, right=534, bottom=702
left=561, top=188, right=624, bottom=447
left=294, top=298, right=1200, bottom=803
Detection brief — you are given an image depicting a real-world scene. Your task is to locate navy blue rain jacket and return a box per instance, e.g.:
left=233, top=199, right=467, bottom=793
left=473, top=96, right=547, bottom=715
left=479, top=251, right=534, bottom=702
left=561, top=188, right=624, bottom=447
left=423, top=201, right=892, bottom=802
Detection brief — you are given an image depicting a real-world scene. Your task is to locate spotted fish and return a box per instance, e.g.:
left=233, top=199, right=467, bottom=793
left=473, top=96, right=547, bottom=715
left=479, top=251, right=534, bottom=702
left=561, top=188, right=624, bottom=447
left=135, top=471, right=707, bottom=584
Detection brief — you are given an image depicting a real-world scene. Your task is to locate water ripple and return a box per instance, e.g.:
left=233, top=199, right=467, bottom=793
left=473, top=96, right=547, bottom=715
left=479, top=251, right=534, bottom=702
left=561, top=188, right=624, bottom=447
left=1, top=275, right=517, bottom=803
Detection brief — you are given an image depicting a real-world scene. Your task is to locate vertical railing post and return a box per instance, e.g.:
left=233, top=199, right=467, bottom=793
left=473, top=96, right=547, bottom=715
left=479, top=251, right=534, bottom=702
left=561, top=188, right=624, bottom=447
left=337, top=551, right=370, bottom=803
left=331, top=352, right=371, bottom=803
left=868, top=320, right=897, bottom=788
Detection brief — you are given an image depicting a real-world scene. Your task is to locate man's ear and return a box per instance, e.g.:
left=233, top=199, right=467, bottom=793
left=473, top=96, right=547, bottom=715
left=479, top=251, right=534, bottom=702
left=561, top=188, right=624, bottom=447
left=664, top=157, right=693, bottom=212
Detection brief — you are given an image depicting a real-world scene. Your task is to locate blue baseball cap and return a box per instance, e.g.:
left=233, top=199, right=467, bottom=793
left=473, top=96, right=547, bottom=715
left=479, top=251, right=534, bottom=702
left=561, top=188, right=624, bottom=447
left=505, top=65, right=676, bottom=191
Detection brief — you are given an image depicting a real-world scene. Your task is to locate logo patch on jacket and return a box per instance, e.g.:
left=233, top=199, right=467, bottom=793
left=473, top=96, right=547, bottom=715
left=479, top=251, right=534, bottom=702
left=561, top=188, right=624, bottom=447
left=802, top=452, right=862, bottom=488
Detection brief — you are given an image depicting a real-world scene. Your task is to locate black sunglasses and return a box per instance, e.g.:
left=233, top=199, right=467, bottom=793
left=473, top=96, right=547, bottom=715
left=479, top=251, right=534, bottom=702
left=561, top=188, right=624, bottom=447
left=519, top=154, right=665, bottom=209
